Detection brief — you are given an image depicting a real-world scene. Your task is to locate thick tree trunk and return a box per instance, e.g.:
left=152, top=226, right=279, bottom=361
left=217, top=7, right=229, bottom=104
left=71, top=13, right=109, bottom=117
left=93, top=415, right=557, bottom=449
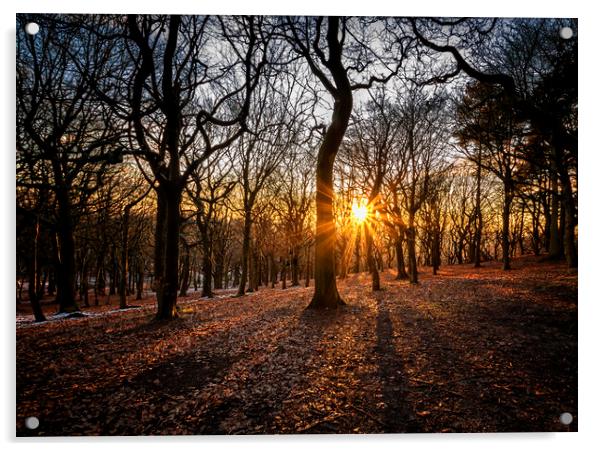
left=308, top=92, right=352, bottom=309
left=552, top=127, right=577, bottom=268
left=156, top=187, right=181, bottom=320
left=153, top=189, right=167, bottom=292
left=55, top=192, right=79, bottom=313
left=201, top=237, right=213, bottom=298
left=247, top=244, right=255, bottom=293
left=560, top=174, right=577, bottom=268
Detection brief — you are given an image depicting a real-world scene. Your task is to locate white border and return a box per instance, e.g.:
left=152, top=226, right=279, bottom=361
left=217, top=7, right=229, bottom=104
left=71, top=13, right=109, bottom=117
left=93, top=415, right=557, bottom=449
left=3, top=1, right=600, bottom=450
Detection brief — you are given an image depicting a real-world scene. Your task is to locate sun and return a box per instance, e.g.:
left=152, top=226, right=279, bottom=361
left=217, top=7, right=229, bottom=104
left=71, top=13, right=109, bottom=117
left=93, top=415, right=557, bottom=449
left=351, top=200, right=369, bottom=224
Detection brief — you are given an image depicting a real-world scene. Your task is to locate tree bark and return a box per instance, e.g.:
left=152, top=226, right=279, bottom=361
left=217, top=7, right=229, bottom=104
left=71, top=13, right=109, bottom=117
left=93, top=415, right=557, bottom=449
left=55, top=191, right=79, bottom=313
left=281, top=256, right=287, bottom=290
left=305, top=246, right=311, bottom=287
left=560, top=173, right=577, bottom=268
left=502, top=182, right=512, bottom=270
left=407, top=210, right=418, bottom=284
left=474, top=146, right=483, bottom=267
left=394, top=232, right=408, bottom=280
left=237, top=209, right=252, bottom=296
left=119, top=208, right=130, bottom=309
left=291, top=246, right=300, bottom=286
left=29, top=219, right=46, bottom=322
left=548, top=174, right=563, bottom=258
left=308, top=91, right=352, bottom=309
left=365, top=223, right=381, bottom=290
left=153, top=189, right=167, bottom=292
left=179, top=243, right=191, bottom=297
left=155, top=186, right=181, bottom=320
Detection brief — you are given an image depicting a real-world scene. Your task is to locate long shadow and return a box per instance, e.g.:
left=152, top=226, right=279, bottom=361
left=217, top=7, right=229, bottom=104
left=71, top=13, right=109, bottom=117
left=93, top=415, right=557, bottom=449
left=193, top=305, right=351, bottom=434
left=373, top=293, right=416, bottom=433
left=16, top=298, right=305, bottom=436
left=396, top=274, right=577, bottom=432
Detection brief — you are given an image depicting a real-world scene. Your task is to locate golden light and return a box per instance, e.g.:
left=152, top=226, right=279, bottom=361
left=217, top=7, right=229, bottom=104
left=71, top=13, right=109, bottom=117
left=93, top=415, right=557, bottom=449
left=351, top=199, right=369, bottom=224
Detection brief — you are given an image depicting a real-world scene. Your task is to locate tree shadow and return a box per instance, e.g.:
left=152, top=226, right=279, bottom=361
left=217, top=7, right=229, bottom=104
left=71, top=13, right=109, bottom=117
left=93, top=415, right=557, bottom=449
left=373, top=292, right=417, bottom=432
left=393, top=274, right=577, bottom=432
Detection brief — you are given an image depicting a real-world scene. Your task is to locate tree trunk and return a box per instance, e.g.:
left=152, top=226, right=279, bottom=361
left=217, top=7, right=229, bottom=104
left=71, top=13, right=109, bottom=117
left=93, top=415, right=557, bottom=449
left=179, top=244, right=191, bottom=297
left=119, top=208, right=130, bottom=309
left=237, top=209, right=252, bottom=296
left=394, top=232, right=408, bottom=280
left=47, top=269, right=56, bottom=296
left=29, top=219, right=46, bottom=322
left=560, top=175, right=577, bottom=268
left=268, top=254, right=275, bottom=288
left=432, top=228, right=440, bottom=276
left=213, top=252, right=224, bottom=290
left=156, top=187, right=181, bottom=320
left=407, top=210, right=418, bottom=284
left=548, top=174, right=563, bottom=258
left=201, top=236, right=213, bottom=298
left=280, top=256, right=287, bottom=290
left=305, top=246, right=311, bottom=287
left=136, top=263, right=144, bottom=301
left=153, top=189, right=167, bottom=292
left=55, top=192, right=79, bottom=313
left=291, top=246, right=300, bottom=286
left=308, top=92, right=352, bottom=309
left=365, top=222, right=381, bottom=291
left=247, top=244, right=255, bottom=293
left=474, top=149, right=483, bottom=267
left=109, top=246, right=117, bottom=296
left=353, top=232, right=361, bottom=273
left=502, top=183, right=512, bottom=271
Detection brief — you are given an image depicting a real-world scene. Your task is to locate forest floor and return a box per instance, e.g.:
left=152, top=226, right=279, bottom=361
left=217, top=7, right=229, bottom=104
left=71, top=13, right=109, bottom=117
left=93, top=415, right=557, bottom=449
left=16, top=256, right=577, bottom=435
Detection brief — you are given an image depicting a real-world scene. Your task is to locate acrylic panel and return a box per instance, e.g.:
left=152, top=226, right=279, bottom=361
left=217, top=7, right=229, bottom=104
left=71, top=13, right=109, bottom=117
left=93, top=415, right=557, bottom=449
left=16, top=13, right=577, bottom=436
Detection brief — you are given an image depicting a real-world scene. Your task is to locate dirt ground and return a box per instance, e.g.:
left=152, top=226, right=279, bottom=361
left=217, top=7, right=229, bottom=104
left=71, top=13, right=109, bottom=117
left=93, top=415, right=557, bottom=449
left=16, top=256, right=577, bottom=435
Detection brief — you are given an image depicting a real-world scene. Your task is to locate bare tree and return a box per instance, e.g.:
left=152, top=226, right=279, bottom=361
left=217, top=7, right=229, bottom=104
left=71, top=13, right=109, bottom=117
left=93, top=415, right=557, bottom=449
left=123, top=15, right=269, bottom=318
left=284, top=16, right=405, bottom=308
left=17, top=15, right=122, bottom=313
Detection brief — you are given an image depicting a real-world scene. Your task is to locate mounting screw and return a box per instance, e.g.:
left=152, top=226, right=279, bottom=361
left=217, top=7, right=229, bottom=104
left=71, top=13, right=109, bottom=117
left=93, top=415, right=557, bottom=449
left=25, top=416, right=40, bottom=430
left=559, top=27, right=573, bottom=40
left=25, top=22, right=40, bottom=36
left=559, top=412, right=573, bottom=425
